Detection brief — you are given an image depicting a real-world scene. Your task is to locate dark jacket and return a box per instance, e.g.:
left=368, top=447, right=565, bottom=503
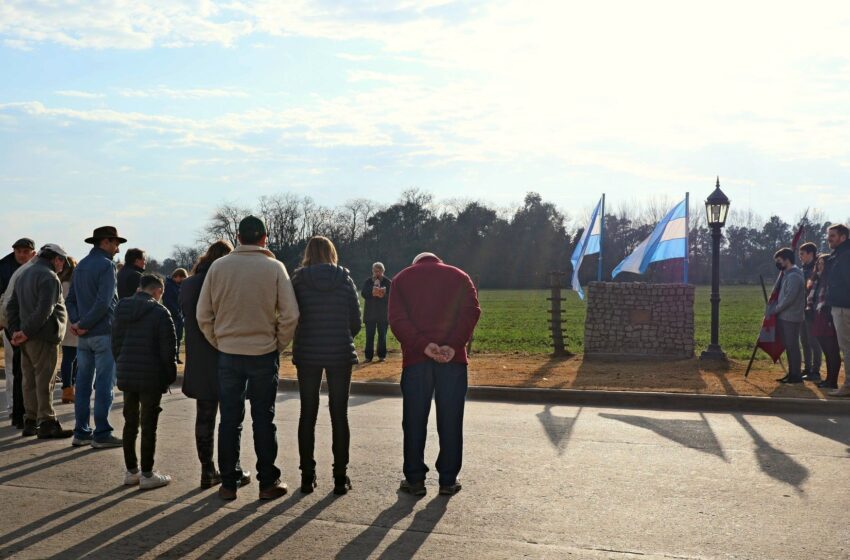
left=6, top=258, right=67, bottom=344
left=117, top=264, right=144, bottom=299
left=112, top=292, right=177, bottom=394
left=163, top=277, right=183, bottom=326
left=826, top=238, right=850, bottom=309
left=0, top=252, right=22, bottom=298
left=66, top=247, right=118, bottom=337
left=179, top=263, right=218, bottom=400
left=361, top=275, right=392, bottom=323
left=388, top=255, right=481, bottom=368
left=291, top=264, right=361, bottom=367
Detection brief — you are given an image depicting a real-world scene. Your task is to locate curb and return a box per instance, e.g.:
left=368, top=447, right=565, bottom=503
left=4, top=369, right=848, bottom=416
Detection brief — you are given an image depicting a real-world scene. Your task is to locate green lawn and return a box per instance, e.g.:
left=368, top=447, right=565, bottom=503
left=356, top=285, right=767, bottom=360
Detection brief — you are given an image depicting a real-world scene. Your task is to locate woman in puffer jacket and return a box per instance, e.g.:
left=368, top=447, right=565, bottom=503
left=291, top=236, right=361, bottom=496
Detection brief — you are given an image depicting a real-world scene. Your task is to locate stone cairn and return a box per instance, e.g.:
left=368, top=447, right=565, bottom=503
left=584, top=282, right=695, bottom=360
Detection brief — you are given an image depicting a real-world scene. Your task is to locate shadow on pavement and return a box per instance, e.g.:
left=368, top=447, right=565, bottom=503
left=537, top=405, right=582, bottom=455
left=0, top=486, right=135, bottom=558
left=335, top=494, right=419, bottom=559
left=376, top=497, right=449, bottom=560
left=231, top=492, right=338, bottom=559
left=734, top=414, right=809, bottom=492
left=599, top=412, right=728, bottom=460
left=778, top=414, right=850, bottom=455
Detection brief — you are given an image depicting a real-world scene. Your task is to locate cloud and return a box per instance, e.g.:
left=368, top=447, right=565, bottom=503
left=116, top=86, right=249, bottom=99
left=55, top=90, right=106, bottom=99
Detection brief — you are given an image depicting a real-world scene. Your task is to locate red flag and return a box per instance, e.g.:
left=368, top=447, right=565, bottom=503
left=791, top=223, right=805, bottom=251
left=757, top=273, right=785, bottom=362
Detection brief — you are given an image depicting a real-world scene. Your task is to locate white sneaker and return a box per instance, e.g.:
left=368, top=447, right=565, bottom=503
left=124, top=470, right=141, bottom=486
left=139, top=472, right=172, bottom=490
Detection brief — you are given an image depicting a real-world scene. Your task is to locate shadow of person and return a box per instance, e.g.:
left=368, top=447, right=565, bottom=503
left=229, top=492, right=338, bottom=560
left=376, top=497, right=449, bottom=560
left=0, top=486, right=135, bottom=558
left=536, top=405, right=581, bottom=455
left=600, top=412, right=727, bottom=460
left=334, top=494, right=419, bottom=560
left=158, top=491, right=308, bottom=559
left=734, top=414, right=809, bottom=493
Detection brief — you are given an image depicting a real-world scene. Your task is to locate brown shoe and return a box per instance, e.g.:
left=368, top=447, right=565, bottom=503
left=259, top=480, right=288, bottom=500
left=61, top=387, right=75, bottom=404
left=218, top=486, right=237, bottom=501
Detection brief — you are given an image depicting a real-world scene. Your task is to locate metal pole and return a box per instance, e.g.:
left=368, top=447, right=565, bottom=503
left=684, top=192, right=690, bottom=284
left=597, top=194, right=605, bottom=282
left=700, top=224, right=726, bottom=360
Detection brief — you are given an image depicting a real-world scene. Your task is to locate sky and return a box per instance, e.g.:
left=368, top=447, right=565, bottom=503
left=2, top=0, right=850, bottom=261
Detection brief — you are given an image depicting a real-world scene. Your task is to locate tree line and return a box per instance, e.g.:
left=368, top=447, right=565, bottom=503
left=145, top=189, right=844, bottom=289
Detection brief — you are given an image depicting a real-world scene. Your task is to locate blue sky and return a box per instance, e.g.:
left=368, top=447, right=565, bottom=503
left=2, top=1, right=850, bottom=261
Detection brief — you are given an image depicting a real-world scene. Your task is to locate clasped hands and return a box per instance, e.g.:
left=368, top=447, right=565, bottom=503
left=10, top=331, right=28, bottom=346
left=68, top=322, right=88, bottom=337
left=424, top=343, right=455, bottom=363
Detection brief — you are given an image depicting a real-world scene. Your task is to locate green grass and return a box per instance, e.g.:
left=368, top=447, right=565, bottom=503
left=356, top=285, right=767, bottom=360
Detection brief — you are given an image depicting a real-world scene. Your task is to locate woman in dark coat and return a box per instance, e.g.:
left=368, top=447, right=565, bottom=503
left=292, top=236, right=361, bottom=495
left=360, top=262, right=391, bottom=362
left=180, top=240, right=249, bottom=489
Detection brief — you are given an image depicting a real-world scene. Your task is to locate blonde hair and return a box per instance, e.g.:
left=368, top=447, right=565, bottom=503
left=302, top=236, right=338, bottom=267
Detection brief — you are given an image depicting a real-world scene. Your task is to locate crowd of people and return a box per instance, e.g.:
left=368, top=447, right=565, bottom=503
left=770, top=224, right=850, bottom=395
left=0, top=217, right=481, bottom=499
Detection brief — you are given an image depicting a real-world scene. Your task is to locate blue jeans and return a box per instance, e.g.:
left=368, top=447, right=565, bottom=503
left=60, top=346, right=77, bottom=388
left=401, top=361, right=467, bottom=486
left=74, top=335, right=116, bottom=441
left=218, top=351, right=281, bottom=490
left=364, top=321, right=388, bottom=360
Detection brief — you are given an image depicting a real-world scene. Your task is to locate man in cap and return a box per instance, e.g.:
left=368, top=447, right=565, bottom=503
left=66, top=226, right=125, bottom=447
left=0, top=238, right=36, bottom=428
left=197, top=216, right=300, bottom=501
left=6, top=244, right=72, bottom=438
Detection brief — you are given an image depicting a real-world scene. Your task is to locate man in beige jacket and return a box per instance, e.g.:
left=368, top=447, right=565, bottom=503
left=197, top=216, right=299, bottom=501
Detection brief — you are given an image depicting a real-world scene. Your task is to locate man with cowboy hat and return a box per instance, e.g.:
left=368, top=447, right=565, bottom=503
left=66, top=226, right=126, bottom=448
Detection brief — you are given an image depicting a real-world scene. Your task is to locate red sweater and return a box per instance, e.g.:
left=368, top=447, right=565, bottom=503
left=388, top=256, right=481, bottom=367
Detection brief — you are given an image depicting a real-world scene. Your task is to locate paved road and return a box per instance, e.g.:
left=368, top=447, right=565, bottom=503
left=0, top=383, right=848, bottom=559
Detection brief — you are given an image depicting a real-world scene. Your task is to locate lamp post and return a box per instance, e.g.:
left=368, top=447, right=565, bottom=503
left=700, top=177, right=731, bottom=361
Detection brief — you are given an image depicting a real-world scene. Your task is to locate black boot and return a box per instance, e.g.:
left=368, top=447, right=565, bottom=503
left=21, top=419, right=37, bottom=437
left=200, top=467, right=222, bottom=489
left=37, top=419, right=73, bottom=439
left=301, top=472, right=317, bottom=494
left=334, top=475, right=352, bottom=495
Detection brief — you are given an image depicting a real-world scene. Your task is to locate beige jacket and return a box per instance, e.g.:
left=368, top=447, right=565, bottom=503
left=0, top=257, right=36, bottom=329
left=197, top=245, right=299, bottom=356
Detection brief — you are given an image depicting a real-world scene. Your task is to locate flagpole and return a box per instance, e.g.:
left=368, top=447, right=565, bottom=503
left=598, top=193, right=605, bottom=281
left=684, top=191, right=690, bottom=284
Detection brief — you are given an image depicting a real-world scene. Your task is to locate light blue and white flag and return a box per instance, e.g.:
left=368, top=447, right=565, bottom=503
left=612, top=198, right=688, bottom=278
left=570, top=196, right=604, bottom=300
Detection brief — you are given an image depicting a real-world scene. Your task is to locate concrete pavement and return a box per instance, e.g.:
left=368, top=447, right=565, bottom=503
left=1, top=383, right=849, bottom=559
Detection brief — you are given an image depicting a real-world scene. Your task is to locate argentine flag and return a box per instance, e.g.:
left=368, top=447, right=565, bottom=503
left=612, top=198, right=688, bottom=279
left=570, top=196, right=604, bottom=300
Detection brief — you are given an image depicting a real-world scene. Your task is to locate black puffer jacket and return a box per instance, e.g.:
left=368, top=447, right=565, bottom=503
left=112, top=292, right=177, bottom=393
left=291, top=264, right=362, bottom=367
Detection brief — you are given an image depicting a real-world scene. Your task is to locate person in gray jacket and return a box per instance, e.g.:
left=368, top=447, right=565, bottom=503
left=771, top=247, right=806, bottom=384
left=6, top=244, right=72, bottom=438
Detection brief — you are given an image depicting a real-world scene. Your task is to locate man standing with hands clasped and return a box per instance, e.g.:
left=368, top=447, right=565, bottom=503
left=389, top=252, right=480, bottom=497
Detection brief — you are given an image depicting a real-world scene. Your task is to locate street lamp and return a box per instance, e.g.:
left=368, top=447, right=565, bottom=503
left=700, top=177, right=731, bottom=361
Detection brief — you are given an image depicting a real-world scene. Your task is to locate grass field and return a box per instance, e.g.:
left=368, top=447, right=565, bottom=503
left=355, top=285, right=768, bottom=360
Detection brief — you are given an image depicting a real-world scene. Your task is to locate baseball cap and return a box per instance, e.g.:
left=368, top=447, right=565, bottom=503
left=39, top=243, right=69, bottom=259
left=12, top=238, right=35, bottom=250
left=238, top=215, right=267, bottom=238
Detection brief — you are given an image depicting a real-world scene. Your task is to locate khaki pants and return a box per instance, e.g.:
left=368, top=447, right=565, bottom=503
left=21, top=339, right=59, bottom=423
left=831, top=307, right=850, bottom=388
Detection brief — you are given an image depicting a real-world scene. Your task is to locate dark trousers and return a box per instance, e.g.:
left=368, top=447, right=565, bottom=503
left=175, top=322, right=184, bottom=357
left=12, top=344, right=24, bottom=423
left=401, top=361, right=467, bottom=486
left=218, top=351, right=281, bottom=491
left=296, top=364, right=352, bottom=477
left=817, top=335, right=842, bottom=386
left=779, top=319, right=803, bottom=379
left=60, top=346, right=77, bottom=388
left=801, top=319, right=822, bottom=375
left=196, top=399, right=218, bottom=474
left=364, top=321, right=388, bottom=360
left=123, top=390, right=163, bottom=473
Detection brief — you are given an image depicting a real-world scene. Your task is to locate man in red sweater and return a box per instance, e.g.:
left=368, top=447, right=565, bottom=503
left=388, top=252, right=481, bottom=496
